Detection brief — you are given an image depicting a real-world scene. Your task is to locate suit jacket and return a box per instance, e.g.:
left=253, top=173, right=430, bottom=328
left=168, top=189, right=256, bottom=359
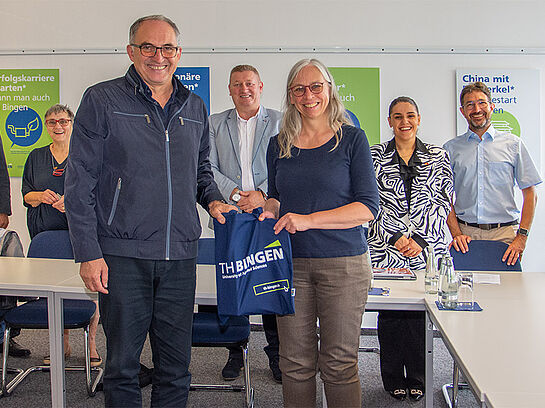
left=368, top=138, right=453, bottom=270
left=209, top=106, right=282, bottom=201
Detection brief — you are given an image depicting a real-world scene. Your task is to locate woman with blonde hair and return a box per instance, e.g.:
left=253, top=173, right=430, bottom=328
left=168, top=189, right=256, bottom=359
left=260, top=59, right=379, bottom=407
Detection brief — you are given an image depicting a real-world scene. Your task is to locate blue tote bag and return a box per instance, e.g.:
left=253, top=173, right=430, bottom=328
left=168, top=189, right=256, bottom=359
left=213, top=209, right=295, bottom=317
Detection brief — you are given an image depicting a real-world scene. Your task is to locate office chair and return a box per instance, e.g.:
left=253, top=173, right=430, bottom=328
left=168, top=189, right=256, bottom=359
left=197, top=237, right=215, bottom=265
left=443, top=239, right=521, bottom=408
left=449, top=239, right=522, bottom=272
left=190, top=238, right=254, bottom=407
left=1, top=230, right=103, bottom=397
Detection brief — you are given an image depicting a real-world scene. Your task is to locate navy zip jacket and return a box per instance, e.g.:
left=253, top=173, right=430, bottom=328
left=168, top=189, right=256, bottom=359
left=65, top=65, right=223, bottom=263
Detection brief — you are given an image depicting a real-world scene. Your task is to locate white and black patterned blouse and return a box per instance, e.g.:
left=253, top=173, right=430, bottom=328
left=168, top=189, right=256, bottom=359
left=368, top=138, right=454, bottom=270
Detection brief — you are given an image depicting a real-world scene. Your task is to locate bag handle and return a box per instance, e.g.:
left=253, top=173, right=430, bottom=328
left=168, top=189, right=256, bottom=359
left=251, top=207, right=264, bottom=219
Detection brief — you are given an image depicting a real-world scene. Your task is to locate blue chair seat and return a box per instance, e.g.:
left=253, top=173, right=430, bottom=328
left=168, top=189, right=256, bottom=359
left=2, top=230, right=103, bottom=398
left=197, top=238, right=215, bottom=265
left=4, top=298, right=96, bottom=330
left=449, top=239, right=522, bottom=271
left=192, top=313, right=250, bottom=345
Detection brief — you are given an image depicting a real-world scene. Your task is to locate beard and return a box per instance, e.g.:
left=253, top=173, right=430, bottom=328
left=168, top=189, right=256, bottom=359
left=469, top=114, right=491, bottom=130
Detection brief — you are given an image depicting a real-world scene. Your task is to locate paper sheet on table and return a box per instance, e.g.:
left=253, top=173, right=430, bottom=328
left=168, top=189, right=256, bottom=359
left=473, top=273, right=501, bottom=284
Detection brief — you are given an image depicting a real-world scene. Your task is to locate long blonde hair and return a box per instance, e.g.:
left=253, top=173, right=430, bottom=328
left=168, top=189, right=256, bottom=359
left=277, top=59, right=351, bottom=158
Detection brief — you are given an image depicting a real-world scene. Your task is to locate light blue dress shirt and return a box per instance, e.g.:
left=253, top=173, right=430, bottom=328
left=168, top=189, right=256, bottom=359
left=443, top=125, right=542, bottom=224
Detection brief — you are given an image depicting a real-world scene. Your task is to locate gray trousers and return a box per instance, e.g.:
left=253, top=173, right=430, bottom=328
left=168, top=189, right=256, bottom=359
left=277, top=254, right=371, bottom=408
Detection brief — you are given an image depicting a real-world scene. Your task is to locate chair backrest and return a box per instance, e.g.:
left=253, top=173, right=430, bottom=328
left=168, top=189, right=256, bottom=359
left=449, top=239, right=522, bottom=271
left=197, top=238, right=215, bottom=265
left=27, top=230, right=74, bottom=260
left=0, top=229, right=24, bottom=257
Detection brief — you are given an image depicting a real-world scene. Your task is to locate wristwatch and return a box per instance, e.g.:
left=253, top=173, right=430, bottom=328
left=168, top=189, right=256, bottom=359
left=232, top=190, right=241, bottom=203
left=517, top=228, right=529, bottom=237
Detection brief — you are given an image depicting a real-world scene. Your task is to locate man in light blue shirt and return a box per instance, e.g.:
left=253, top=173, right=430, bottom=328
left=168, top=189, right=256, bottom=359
left=444, top=81, right=541, bottom=266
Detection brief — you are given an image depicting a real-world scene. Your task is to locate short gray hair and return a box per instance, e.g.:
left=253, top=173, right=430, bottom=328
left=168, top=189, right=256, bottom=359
left=277, top=58, right=350, bottom=158
left=44, top=104, right=74, bottom=120
left=129, top=15, right=180, bottom=44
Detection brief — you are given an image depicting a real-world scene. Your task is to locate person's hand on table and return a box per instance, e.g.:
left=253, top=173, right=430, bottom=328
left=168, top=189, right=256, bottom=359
left=80, top=258, right=109, bottom=294
left=502, top=234, right=526, bottom=265
left=450, top=234, right=471, bottom=253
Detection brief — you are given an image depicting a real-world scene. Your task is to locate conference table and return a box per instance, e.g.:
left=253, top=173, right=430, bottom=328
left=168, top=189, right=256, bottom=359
left=425, top=272, right=545, bottom=408
left=0, top=257, right=433, bottom=407
left=1, top=257, right=543, bottom=408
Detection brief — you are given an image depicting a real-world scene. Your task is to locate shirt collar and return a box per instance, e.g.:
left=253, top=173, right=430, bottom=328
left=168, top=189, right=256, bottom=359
left=385, top=137, right=428, bottom=166
left=385, top=137, right=429, bottom=155
left=465, top=124, right=496, bottom=142
left=235, top=105, right=261, bottom=123
left=126, top=64, right=179, bottom=103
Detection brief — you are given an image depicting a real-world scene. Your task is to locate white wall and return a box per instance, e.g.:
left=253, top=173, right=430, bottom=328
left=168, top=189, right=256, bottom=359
left=1, top=0, right=544, bottom=271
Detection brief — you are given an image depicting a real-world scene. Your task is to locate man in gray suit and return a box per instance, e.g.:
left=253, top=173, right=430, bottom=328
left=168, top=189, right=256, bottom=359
left=209, top=64, right=282, bottom=383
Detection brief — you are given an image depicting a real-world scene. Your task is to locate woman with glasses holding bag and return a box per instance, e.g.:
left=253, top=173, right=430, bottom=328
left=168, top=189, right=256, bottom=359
left=260, top=59, right=379, bottom=408
left=22, top=104, right=101, bottom=367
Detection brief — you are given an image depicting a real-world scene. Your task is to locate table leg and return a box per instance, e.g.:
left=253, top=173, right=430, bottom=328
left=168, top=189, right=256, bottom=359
left=425, top=310, right=434, bottom=408
left=452, top=362, right=460, bottom=408
left=48, top=294, right=66, bottom=407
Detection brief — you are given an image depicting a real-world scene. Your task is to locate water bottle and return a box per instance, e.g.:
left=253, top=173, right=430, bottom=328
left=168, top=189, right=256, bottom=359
left=438, top=254, right=459, bottom=309
left=424, top=246, right=438, bottom=294
left=437, top=253, right=447, bottom=296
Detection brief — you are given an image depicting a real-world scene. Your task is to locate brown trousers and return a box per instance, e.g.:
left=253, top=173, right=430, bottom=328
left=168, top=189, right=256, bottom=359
left=277, top=254, right=372, bottom=408
left=459, top=224, right=517, bottom=244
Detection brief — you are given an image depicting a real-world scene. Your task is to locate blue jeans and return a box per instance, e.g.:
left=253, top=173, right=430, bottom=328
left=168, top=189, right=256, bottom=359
left=100, top=255, right=196, bottom=407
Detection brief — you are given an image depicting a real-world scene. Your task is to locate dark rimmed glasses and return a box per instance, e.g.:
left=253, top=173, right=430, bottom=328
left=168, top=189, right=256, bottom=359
left=290, top=82, right=325, bottom=97
left=462, top=100, right=490, bottom=111
left=131, top=43, right=180, bottom=58
left=45, top=119, right=71, bottom=127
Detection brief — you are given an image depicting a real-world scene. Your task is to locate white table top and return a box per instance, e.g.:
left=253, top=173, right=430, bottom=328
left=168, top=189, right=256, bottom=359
left=426, top=272, right=545, bottom=407
left=0, top=257, right=80, bottom=293
left=0, top=257, right=427, bottom=306
left=484, top=391, right=545, bottom=408
left=6, top=258, right=542, bottom=408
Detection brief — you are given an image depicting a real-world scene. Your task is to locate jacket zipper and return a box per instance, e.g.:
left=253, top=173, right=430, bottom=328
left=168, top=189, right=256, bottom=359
left=179, top=117, right=203, bottom=125
left=155, top=101, right=189, bottom=260
left=107, top=178, right=122, bottom=226
left=113, top=111, right=151, bottom=123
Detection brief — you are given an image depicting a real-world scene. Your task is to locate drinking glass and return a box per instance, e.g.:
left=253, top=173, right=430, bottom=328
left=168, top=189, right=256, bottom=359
left=457, top=272, right=474, bottom=307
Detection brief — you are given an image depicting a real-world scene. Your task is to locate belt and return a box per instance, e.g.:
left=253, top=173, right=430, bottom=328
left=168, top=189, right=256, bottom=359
left=457, top=218, right=518, bottom=231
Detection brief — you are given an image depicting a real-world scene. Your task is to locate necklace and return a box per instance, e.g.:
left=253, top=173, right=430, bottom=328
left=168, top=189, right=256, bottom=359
left=51, top=150, right=67, bottom=177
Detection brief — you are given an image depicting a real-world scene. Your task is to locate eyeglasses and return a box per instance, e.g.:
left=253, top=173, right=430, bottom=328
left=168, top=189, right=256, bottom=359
left=131, top=43, right=180, bottom=58
left=463, top=100, right=490, bottom=111
left=45, top=119, right=71, bottom=127
left=290, top=82, right=325, bottom=97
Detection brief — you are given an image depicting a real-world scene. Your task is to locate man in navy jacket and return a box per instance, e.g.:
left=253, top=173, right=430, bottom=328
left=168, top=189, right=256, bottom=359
left=65, top=15, right=233, bottom=407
